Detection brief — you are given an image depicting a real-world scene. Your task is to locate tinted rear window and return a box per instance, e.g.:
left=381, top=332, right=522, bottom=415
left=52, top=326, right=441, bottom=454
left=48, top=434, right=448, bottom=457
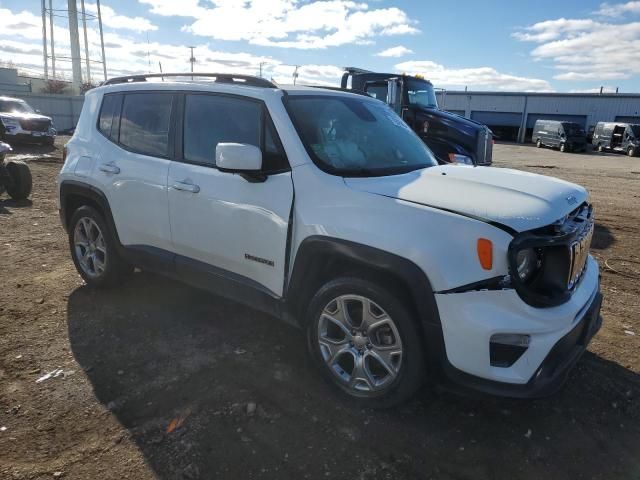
left=98, top=94, right=121, bottom=141
left=119, top=93, right=173, bottom=157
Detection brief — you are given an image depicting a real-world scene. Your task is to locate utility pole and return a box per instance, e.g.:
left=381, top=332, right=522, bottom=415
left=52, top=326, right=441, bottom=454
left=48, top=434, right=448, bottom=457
left=96, top=0, right=107, bottom=80
left=292, top=65, right=299, bottom=85
left=80, top=0, right=91, bottom=84
left=259, top=61, right=267, bottom=78
left=67, top=0, right=83, bottom=89
left=188, top=46, right=196, bottom=80
left=49, top=0, right=56, bottom=77
left=41, top=0, right=49, bottom=79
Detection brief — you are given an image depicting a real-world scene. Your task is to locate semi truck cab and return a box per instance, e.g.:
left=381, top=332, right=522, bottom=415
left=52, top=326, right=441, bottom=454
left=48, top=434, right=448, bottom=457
left=341, top=68, right=493, bottom=166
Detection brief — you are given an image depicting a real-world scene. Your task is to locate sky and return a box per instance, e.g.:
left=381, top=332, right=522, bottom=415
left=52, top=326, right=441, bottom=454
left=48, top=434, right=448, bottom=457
left=1, top=0, right=640, bottom=92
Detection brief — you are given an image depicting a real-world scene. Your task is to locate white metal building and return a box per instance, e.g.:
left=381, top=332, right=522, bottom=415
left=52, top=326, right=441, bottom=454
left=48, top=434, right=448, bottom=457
left=438, top=91, right=640, bottom=143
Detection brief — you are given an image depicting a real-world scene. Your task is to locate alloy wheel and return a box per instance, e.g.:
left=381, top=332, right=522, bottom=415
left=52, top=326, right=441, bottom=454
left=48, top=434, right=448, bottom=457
left=73, top=217, right=107, bottom=278
left=317, top=294, right=403, bottom=395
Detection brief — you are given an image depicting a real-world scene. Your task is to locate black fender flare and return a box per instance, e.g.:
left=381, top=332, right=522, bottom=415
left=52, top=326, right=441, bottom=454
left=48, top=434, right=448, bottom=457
left=285, top=235, right=446, bottom=368
left=59, top=180, right=120, bottom=244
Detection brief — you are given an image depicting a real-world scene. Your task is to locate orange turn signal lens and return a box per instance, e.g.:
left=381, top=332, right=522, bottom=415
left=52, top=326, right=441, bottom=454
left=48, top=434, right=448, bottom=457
left=477, top=238, right=493, bottom=270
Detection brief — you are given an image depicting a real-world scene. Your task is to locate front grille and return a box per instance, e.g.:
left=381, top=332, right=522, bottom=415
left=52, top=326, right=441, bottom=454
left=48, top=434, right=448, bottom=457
left=19, top=118, right=51, bottom=132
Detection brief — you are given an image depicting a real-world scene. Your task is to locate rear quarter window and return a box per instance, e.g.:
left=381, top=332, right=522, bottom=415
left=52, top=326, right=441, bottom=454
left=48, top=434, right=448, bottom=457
left=97, top=94, right=122, bottom=141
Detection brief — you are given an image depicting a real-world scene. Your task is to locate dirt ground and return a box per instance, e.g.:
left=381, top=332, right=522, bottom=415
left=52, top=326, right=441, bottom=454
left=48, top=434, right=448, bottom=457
left=1, top=138, right=639, bottom=480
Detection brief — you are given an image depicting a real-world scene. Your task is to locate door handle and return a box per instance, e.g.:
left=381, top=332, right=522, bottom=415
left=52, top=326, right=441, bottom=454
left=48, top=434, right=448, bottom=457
left=99, top=162, right=120, bottom=174
left=172, top=180, right=200, bottom=193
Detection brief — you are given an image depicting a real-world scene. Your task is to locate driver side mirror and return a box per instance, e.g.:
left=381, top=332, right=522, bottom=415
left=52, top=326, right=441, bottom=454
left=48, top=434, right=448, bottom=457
left=215, top=143, right=265, bottom=182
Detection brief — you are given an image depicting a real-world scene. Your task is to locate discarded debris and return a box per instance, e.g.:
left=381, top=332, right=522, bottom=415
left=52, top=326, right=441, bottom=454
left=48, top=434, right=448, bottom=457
left=52, top=471, right=64, bottom=478
left=35, top=368, right=64, bottom=383
left=524, top=429, right=532, bottom=439
left=166, top=410, right=191, bottom=434
left=624, top=330, right=636, bottom=336
left=246, top=402, right=257, bottom=416
left=234, top=347, right=247, bottom=355
left=0, top=426, right=7, bottom=432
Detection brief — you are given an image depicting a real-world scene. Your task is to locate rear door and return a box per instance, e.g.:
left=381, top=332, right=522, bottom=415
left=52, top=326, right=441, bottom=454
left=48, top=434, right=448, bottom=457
left=167, top=93, right=293, bottom=296
left=96, top=91, right=174, bottom=252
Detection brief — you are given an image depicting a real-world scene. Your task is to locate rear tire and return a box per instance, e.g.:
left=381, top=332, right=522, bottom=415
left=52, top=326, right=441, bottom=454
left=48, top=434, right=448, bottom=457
left=306, top=276, right=425, bottom=408
left=68, top=205, right=132, bottom=288
left=5, top=160, right=32, bottom=200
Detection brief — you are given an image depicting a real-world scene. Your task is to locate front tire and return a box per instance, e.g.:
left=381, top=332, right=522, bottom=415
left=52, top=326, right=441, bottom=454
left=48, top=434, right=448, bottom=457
left=4, top=160, right=32, bottom=200
left=306, top=277, right=425, bottom=408
left=68, top=205, right=131, bottom=288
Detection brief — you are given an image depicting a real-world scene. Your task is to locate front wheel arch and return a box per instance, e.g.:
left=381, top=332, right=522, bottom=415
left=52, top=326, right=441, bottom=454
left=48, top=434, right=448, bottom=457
left=286, top=236, right=446, bottom=370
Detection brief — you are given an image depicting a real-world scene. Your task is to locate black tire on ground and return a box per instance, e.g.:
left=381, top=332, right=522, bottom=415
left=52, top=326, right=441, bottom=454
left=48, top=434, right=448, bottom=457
left=68, top=205, right=132, bottom=288
left=536, top=139, right=542, bottom=148
left=628, top=146, right=636, bottom=157
left=560, top=143, right=566, bottom=152
left=306, top=276, right=426, bottom=408
left=5, top=160, right=32, bottom=200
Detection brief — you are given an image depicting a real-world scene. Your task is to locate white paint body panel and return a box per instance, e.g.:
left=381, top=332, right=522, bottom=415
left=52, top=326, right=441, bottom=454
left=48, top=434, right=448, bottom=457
left=167, top=162, right=293, bottom=296
left=59, top=82, right=601, bottom=388
left=344, top=164, right=587, bottom=232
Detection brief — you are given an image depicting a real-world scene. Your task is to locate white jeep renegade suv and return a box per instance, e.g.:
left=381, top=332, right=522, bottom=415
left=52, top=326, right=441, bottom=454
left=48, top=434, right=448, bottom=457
left=58, top=73, right=602, bottom=407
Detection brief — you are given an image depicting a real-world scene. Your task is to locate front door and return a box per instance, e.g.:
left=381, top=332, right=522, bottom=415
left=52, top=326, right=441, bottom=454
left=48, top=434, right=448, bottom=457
left=168, top=93, right=293, bottom=296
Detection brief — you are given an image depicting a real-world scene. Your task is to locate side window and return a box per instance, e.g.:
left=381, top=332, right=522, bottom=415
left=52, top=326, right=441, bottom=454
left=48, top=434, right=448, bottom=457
left=119, top=93, right=173, bottom=157
left=184, top=95, right=260, bottom=165
left=365, top=84, right=389, bottom=102
left=183, top=94, right=288, bottom=172
left=98, top=94, right=121, bottom=141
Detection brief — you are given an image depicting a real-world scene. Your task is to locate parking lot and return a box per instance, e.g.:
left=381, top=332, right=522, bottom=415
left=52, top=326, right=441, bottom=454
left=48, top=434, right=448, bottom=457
left=1, top=139, right=639, bottom=480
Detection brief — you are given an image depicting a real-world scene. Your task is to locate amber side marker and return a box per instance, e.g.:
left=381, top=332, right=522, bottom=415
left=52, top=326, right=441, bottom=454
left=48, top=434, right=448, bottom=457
left=477, top=238, right=493, bottom=270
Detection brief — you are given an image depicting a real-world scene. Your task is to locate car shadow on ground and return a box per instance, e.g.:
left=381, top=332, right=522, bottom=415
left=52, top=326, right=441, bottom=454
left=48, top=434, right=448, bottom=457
left=593, top=222, right=616, bottom=250
left=0, top=198, right=32, bottom=214
left=67, top=272, right=640, bottom=480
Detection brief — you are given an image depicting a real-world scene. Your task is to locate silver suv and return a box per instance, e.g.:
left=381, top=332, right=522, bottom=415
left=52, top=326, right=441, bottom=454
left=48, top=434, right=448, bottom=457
left=0, top=96, right=56, bottom=145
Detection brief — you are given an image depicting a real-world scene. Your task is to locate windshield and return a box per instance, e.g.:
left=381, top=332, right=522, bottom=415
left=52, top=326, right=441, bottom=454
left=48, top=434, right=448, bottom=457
left=630, top=125, right=640, bottom=137
left=562, top=123, right=584, bottom=136
left=406, top=79, right=438, bottom=109
left=0, top=99, right=34, bottom=114
left=287, top=95, right=438, bottom=176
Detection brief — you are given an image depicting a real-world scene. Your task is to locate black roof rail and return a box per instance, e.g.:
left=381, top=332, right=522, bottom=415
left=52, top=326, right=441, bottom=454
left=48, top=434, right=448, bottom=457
left=102, top=72, right=278, bottom=88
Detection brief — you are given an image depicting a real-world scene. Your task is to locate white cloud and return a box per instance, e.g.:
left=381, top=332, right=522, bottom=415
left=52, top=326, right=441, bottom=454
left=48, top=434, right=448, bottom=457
left=376, top=46, right=413, bottom=57
left=514, top=16, right=640, bottom=83
left=395, top=60, right=553, bottom=91
left=85, top=3, right=157, bottom=32
left=0, top=6, right=281, bottom=83
left=594, top=1, right=640, bottom=17
left=141, top=0, right=419, bottom=49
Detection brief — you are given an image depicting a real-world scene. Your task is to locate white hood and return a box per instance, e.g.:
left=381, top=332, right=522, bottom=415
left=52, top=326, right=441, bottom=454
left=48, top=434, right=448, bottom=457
left=344, top=165, right=588, bottom=232
left=0, top=111, right=51, bottom=122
